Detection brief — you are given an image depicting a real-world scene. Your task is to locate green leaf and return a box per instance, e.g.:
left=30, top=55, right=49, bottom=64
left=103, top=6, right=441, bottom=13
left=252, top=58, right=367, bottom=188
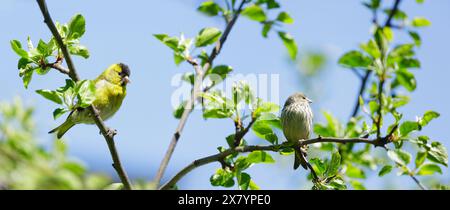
left=195, top=27, right=222, bottom=47
left=53, top=108, right=68, bottom=119
left=67, top=14, right=86, bottom=40
left=368, top=101, right=379, bottom=114
left=104, top=183, right=124, bottom=190
left=378, top=165, right=393, bottom=177
left=276, top=12, right=294, bottom=24
left=399, top=58, right=420, bottom=69
left=345, top=164, right=366, bottom=179
left=419, top=111, right=440, bottom=127
left=262, top=22, right=273, bottom=38
left=325, top=151, right=341, bottom=177
left=18, top=57, right=32, bottom=70
left=417, top=163, right=442, bottom=176
left=238, top=173, right=251, bottom=190
left=198, top=1, right=221, bottom=16
left=400, top=121, right=419, bottom=137
left=396, top=69, right=416, bottom=92
left=264, top=133, right=278, bottom=144
left=360, top=39, right=381, bottom=59
left=246, top=151, right=275, bottom=164
left=154, top=34, right=180, bottom=51
left=382, top=27, right=394, bottom=42
left=235, top=156, right=251, bottom=171
left=36, top=89, right=63, bottom=104
left=257, top=113, right=282, bottom=129
left=363, top=0, right=381, bottom=9
left=22, top=68, right=33, bottom=89
left=203, top=108, right=232, bottom=119
left=427, top=142, right=448, bottom=166
left=415, top=151, right=427, bottom=168
left=409, top=31, right=421, bottom=46
left=173, top=101, right=187, bottom=119
left=36, top=66, right=51, bottom=75
left=390, top=44, right=415, bottom=58
left=338, top=51, right=372, bottom=68
left=279, top=147, right=294, bottom=155
left=242, top=4, right=267, bottom=22
left=75, top=80, right=95, bottom=108
left=310, top=158, right=326, bottom=175
left=69, top=45, right=90, bottom=58
left=210, top=168, right=235, bottom=187
left=349, top=180, right=365, bottom=190
left=174, top=52, right=185, bottom=65
left=248, top=180, right=260, bottom=190
left=252, top=121, right=274, bottom=140
left=411, top=17, right=431, bottom=27
left=257, top=0, right=280, bottom=9
left=383, top=8, right=407, bottom=20
left=11, top=40, right=29, bottom=58
left=208, top=65, right=233, bottom=79
left=387, top=149, right=412, bottom=166
left=254, top=102, right=279, bottom=117
left=37, top=39, right=50, bottom=55
left=278, top=31, right=297, bottom=60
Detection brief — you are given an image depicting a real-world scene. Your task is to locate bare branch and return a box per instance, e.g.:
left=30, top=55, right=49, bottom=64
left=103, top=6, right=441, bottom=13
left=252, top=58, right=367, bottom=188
left=36, top=0, right=132, bottom=190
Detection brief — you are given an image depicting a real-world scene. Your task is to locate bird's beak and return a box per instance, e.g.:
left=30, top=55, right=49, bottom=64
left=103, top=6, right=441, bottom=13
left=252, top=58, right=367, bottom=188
left=122, top=76, right=131, bottom=85
left=307, top=98, right=313, bottom=104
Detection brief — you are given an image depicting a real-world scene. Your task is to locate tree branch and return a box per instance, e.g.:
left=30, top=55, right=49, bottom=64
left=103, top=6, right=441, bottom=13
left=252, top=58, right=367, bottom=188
left=384, top=0, right=402, bottom=28
left=349, top=0, right=402, bottom=119
left=233, top=116, right=256, bottom=147
left=350, top=70, right=372, bottom=118
left=36, top=0, right=132, bottom=190
left=160, top=136, right=389, bottom=190
left=409, top=173, right=427, bottom=190
left=152, top=0, right=247, bottom=188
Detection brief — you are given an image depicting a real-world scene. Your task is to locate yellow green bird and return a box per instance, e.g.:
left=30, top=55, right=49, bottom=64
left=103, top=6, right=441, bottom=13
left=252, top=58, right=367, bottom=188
left=49, top=63, right=131, bottom=138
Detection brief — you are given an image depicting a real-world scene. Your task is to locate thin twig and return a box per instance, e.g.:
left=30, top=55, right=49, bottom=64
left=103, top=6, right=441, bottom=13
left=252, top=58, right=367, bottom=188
left=350, top=70, right=372, bottom=118
left=152, top=0, right=247, bottom=188
left=46, top=61, right=70, bottom=75
left=36, top=0, right=132, bottom=190
left=409, top=173, right=427, bottom=190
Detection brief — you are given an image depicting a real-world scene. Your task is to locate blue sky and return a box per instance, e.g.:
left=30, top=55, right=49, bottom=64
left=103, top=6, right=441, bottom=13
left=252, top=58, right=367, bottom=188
left=1, top=0, right=449, bottom=189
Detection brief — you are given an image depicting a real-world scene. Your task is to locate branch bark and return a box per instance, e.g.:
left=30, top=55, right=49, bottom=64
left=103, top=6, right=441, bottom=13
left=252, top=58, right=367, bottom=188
left=160, top=136, right=385, bottom=190
left=152, top=0, right=247, bottom=187
left=36, top=0, right=132, bottom=190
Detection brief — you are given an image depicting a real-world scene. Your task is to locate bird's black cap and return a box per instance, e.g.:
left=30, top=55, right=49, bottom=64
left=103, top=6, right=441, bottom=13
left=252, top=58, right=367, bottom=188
left=119, top=63, right=131, bottom=77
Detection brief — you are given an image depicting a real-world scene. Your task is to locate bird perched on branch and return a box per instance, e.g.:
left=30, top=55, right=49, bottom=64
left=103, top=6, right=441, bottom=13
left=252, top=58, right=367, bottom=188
left=49, top=63, right=131, bottom=138
left=280, top=92, right=313, bottom=170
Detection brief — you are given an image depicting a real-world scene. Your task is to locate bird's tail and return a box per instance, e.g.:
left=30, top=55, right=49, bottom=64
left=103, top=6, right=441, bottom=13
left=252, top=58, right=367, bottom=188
left=49, top=120, right=75, bottom=139
left=294, top=147, right=308, bottom=170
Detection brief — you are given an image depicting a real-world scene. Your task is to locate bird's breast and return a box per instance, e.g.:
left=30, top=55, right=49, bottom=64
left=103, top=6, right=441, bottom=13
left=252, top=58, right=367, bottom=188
left=281, top=103, right=313, bottom=142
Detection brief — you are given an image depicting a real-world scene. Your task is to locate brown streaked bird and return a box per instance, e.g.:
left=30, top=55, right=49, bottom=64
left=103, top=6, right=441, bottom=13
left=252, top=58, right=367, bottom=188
left=280, top=92, right=313, bottom=170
